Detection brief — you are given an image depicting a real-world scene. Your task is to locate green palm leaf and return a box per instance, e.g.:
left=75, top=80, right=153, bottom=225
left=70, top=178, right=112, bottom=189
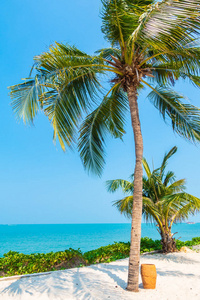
left=136, top=0, right=200, bottom=51
left=10, top=76, right=44, bottom=124
left=10, top=43, right=109, bottom=149
left=163, top=171, right=175, bottom=186
left=142, top=158, right=151, bottom=178
left=78, top=86, right=128, bottom=175
left=147, top=86, right=200, bottom=142
left=106, top=179, right=133, bottom=194
left=113, top=196, right=133, bottom=218
left=160, top=146, right=177, bottom=175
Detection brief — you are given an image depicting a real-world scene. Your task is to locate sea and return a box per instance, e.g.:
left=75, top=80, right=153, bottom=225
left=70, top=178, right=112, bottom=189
left=0, top=223, right=199, bottom=257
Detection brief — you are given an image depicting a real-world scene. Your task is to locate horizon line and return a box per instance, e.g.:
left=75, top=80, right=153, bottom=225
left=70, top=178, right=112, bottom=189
left=0, top=222, right=198, bottom=225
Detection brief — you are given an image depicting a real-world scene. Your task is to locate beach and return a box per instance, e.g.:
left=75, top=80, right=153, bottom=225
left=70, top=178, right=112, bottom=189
left=0, top=251, right=199, bottom=300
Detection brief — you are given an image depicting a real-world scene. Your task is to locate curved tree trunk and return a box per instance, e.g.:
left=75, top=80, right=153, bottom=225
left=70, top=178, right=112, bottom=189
left=127, top=85, right=143, bottom=292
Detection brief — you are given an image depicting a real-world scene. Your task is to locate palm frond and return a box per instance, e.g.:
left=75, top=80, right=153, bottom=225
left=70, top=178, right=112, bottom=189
left=113, top=196, right=133, bottom=219
left=10, top=76, right=44, bottom=124
left=35, top=42, right=106, bottom=74
left=43, top=70, right=102, bottom=150
left=151, top=68, right=200, bottom=89
left=78, top=86, right=128, bottom=175
left=142, top=196, right=162, bottom=225
left=160, top=146, right=177, bottom=175
left=9, top=43, right=108, bottom=150
left=101, top=0, right=154, bottom=50
left=146, top=85, right=200, bottom=142
left=163, top=171, right=175, bottom=186
left=172, top=194, right=200, bottom=223
left=106, top=179, right=133, bottom=193
left=167, top=179, right=186, bottom=194
left=162, top=193, right=200, bottom=225
left=145, top=45, right=200, bottom=86
left=142, top=157, right=152, bottom=178
left=136, top=0, right=200, bottom=52
left=96, top=47, right=122, bottom=60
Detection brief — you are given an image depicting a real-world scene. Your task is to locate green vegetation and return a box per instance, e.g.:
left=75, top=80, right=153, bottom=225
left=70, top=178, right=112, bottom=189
left=0, top=248, right=84, bottom=277
left=0, top=237, right=199, bottom=278
left=9, top=0, right=200, bottom=291
left=107, top=147, right=200, bottom=253
left=0, top=238, right=159, bottom=277
left=176, top=237, right=200, bottom=250
left=83, top=242, right=130, bottom=264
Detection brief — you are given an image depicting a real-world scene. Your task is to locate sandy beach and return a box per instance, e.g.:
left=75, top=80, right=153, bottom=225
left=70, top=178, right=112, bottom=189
left=0, top=251, right=199, bottom=300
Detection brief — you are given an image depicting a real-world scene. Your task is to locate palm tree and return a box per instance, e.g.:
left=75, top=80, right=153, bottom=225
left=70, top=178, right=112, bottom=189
left=106, top=146, right=200, bottom=253
left=9, top=0, right=200, bottom=292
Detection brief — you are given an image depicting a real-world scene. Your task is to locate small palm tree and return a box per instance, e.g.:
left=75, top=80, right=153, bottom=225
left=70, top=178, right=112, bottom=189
left=9, top=0, right=200, bottom=291
left=106, top=146, right=200, bottom=252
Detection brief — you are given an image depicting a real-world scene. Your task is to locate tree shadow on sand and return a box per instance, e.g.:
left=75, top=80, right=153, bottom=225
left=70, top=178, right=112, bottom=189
left=0, top=263, right=130, bottom=300
left=0, top=271, right=73, bottom=299
left=92, top=263, right=128, bottom=289
left=143, top=253, right=200, bottom=264
left=156, top=268, right=200, bottom=279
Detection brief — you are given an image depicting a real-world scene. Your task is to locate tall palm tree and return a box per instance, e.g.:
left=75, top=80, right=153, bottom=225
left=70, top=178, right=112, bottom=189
left=106, top=146, right=200, bottom=253
left=9, top=0, right=200, bottom=292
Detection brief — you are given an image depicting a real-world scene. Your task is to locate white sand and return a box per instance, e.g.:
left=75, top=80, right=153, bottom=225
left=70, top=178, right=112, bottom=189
left=0, top=252, right=200, bottom=300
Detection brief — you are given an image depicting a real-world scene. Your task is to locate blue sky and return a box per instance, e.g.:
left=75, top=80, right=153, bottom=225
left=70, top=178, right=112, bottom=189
left=0, top=0, right=200, bottom=224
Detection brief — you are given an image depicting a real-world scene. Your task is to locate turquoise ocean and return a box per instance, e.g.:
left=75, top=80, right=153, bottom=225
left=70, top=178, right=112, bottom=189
left=0, top=223, right=199, bottom=256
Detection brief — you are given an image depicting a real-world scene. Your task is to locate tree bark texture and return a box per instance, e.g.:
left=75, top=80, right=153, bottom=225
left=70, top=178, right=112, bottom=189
left=161, top=231, right=177, bottom=253
left=127, top=85, right=143, bottom=292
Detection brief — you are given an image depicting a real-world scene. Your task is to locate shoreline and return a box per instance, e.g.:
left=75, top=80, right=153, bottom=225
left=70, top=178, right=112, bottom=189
left=1, top=237, right=200, bottom=278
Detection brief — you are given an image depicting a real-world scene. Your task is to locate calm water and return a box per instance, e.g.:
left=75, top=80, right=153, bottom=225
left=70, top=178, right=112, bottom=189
left=0, top=223, right=199, bottom=256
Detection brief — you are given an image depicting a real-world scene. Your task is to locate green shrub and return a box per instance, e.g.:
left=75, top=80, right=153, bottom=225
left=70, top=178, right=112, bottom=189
left=0, top=248, right=83, bottom=277
left=0, top=237, right=199, bottom=277
left=176, top=237, right=200, bottom=250
left=83, top=242, right=130, bottom=264
left=140, top=237, right=162, bottom=253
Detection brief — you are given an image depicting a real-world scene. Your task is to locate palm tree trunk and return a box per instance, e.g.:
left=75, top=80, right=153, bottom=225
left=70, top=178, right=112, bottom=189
left=127, top=84, right=143, bottom=292
left=161, top=230, right=177, bottom=253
